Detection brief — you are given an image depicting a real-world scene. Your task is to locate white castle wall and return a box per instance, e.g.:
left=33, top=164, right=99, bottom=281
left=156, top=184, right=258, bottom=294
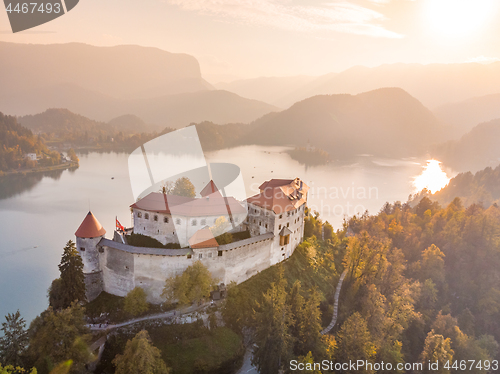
left=97, top=234, right=274, bottom=303
left=132, top=209, right=243, bottom=245
left=246, top=203, right=306, bottom=265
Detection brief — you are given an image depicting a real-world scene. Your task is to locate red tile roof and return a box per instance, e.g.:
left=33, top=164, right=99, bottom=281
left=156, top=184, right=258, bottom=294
left=259, top=179, right=294, bottom=191
left=189, top=227, right=219, bottom=249
left=75, top=211, right=106, bottom=238
left=130, top=192, right=246, bottom=217
left=247, top=178, right=309, bottom=214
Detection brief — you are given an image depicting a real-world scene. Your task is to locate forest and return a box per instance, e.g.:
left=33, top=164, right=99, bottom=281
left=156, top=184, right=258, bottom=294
left=2, top=189, right=500, bottom=373
left=413, top=164, right=500, bottom=209
left=0, top=112, right=60, bottom=172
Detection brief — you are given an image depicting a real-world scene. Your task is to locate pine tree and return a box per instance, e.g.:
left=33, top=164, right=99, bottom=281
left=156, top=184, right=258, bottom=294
left=252, top=269, right=294, bottom=374
left=297, top=287, right=324, bottom=358
left=0, top=310, right=29, bottom=367
left=56, top=240, right=86, bottom=309
left=113, top=330, right=170, bottom=374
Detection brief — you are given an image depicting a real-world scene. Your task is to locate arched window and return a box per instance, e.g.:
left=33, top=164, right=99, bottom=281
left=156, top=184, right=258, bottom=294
left=192, top=219, right=197, bottom=226
left=145, top=213, right=149, bottom=220
left=154, top=215, right=158, bottom=221
left=137, top=212, right=142, bottom=218
left=164, top=217, right=169, bottom=223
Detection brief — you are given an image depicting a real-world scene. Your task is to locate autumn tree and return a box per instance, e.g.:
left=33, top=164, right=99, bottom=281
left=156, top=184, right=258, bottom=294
left=0, top=311, right=29, bottom=367
left=420, top=332, right=454, bottom=374
left=171, top=177, right=196, bottom=198
left=27, top=302, right=91, bottom=374
left=113, top=330, right=170, bottom=374
left=335, top=313, right=376, bottom=374
left=252, top=271, right=294, bottom=374
left=124, top=287, right=149, bottom=316
left=162, top=261, right=217, bottom=305
left=297, top=287, right=325, bottom=359
left=0, top=364, right=37, bottom=374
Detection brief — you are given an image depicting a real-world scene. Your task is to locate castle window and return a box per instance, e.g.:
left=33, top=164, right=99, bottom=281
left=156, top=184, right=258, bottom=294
left=80, top=247, right=85, bottom=252
left=265, top=224, right=268, bottom=229
left=208, top=252, right=213, bottom=258
left=176, top=218, right=181, bottom=225
left=218, top=251, right=223, bottom=257
left=154, top=215, right=158, bottom=221
left=145, top=213, right=149, bottom=220
left=138, top=212, right=142, bottom=218
left=201, top=219, right=206, bottom=226
left=287, top=222, right=290, bottom=227
left=280, top=234, right=290, bottom=246
left=187, top=254, right=192, bottom=259
left=164, top=217, right=169, bottom=223
left=199, top=253, right=203, bottom=259
left=259, top=221, right=261, bottom=226
left=279, top=214, right=283, bottom=219
left=279, top=224, right=282, bottom=230
left=192, top=219, right=197, bottom=226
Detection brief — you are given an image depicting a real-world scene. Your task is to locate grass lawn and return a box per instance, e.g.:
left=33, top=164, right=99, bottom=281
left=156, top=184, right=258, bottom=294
left=150, top=324, right=244, bottom=374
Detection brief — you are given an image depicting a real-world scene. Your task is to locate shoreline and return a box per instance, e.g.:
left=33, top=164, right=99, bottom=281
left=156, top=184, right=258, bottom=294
left=0, top=161, right=79, bottom=177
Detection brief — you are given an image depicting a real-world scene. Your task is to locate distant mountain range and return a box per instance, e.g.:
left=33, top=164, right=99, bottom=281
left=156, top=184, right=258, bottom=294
left=18, top=109, right=158, bottom=136
left=221, top=63, right=500, bottom=110
left=0, top=42, right=211, bottom=99
left=0, top=42, right=279, bottom=127
left=243, top=87, right=443, bottom=159
left=434, top=93, right=500, bottom=138
left=435, top=119, right=500, bottom=173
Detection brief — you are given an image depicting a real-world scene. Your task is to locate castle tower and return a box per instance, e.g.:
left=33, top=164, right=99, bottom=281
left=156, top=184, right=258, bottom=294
left=75, top=211, right=106, bottom=301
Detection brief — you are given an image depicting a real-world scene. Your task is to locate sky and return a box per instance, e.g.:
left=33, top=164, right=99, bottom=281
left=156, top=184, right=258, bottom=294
left=1, top=0, right=500, bottom=81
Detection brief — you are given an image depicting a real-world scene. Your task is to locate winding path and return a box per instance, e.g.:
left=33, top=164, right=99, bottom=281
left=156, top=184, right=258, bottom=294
left=321, top=269, right=348, bottom=335
left=87, top=302, right=209, bottom=331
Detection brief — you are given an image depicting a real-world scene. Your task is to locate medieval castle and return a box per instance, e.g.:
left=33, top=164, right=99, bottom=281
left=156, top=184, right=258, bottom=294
left=75, top=177, right=309, bottom=303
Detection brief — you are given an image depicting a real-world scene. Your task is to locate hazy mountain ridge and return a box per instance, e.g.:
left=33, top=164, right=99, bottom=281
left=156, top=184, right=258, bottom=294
left=0, top=42, right=278, bottom=128
left=434, top=93, right=500, bottom=137
left=1, top=83, right=279, bottom=128
left=228, top=62, right=500, bottom=109
left=243, top=87, right=443, bottom=159
left=0, top=42, right=210, bottom=99
left=214, top=75, right=315, bottom=107
left=435, top=118, right=500, bottom=173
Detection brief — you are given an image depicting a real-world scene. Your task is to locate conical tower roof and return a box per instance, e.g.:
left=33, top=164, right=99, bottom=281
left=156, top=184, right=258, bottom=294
left=75, top=211, right=106, bottom=238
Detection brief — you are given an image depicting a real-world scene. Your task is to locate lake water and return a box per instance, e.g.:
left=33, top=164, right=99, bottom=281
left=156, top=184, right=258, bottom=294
left=0, top=146, right=428, bottom=323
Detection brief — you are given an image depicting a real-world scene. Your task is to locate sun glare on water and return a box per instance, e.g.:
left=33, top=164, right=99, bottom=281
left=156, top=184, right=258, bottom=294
left=413, top=160, right=450, bottom=193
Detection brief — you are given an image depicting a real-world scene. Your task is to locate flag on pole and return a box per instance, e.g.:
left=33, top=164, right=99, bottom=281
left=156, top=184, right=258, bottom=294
left=116, top=217, right=125, bottom=232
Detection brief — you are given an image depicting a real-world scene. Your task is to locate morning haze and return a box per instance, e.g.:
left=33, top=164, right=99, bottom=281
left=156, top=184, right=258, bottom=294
left=3, top=1, right=500, bottom=373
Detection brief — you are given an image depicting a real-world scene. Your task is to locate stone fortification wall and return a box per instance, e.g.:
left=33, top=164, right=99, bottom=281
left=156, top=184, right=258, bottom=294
left=95, top=233, right=274, bottom=303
